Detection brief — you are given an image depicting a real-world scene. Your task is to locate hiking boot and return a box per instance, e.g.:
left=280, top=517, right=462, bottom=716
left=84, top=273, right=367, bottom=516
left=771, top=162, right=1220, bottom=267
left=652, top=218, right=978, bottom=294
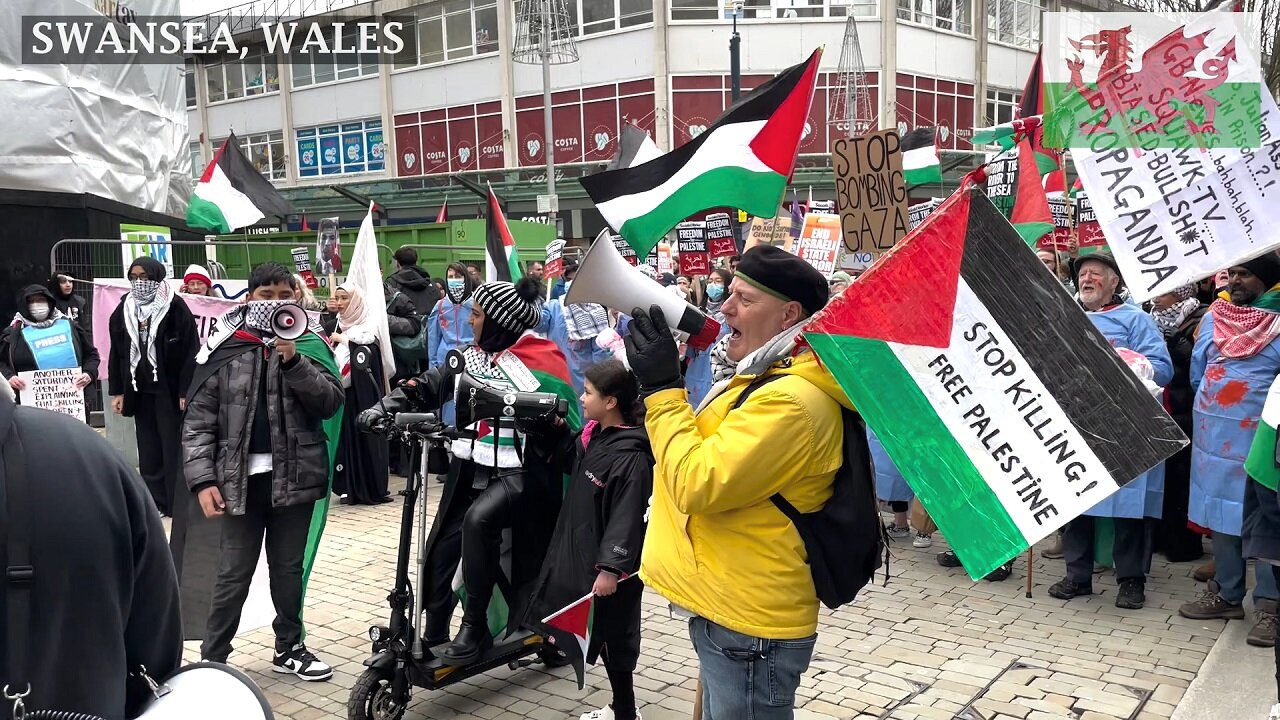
left=937, top=550, right=962, bottom=568
left=912, top=532, right=933, bottom=548
left=1048, top=579, right=1093, bottom=600
left=273, top=643, right=332, bottom=681
left=1115, top=579, right=1146, bottom=609
left=885, top=523, right=909, bottom=540
left=1248, top=599, right=1279, bottom=647
left=1193, top=560, right=1216, bottom=583
left=1178, top=580, right=1246, bottom=620
left=1042, top=532, right=1064, bottom=559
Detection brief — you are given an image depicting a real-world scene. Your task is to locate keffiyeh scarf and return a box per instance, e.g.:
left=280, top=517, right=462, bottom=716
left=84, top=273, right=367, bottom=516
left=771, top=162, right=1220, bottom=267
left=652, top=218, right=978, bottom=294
left=1151, top=285, right=1200, bottom=337
left=123, top=280, right=173, bottom=389
left=697, top=323, right=808, bottom=413
left=1211, top=290, right=1280, bottom=360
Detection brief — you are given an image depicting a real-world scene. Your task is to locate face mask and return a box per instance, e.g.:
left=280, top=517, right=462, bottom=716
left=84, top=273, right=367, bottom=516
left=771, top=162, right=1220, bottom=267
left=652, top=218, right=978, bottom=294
left=130, top=279, right=160, bottom=303
left=27, top=302, right=50, bottom=322
left=246, top=300, right=288, bottom=334
left=447, top=278, right=467, bottom=303
left=707, top=285, right=725, bottom=302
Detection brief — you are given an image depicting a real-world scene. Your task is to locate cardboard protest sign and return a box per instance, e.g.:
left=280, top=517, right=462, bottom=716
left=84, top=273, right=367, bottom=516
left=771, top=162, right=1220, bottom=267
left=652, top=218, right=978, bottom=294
left=291, top=246, right=319, bottom=289
left=19, top=369, right=86, bottom=422
left=1072, top=92, right=1280, bottom=300
left=656, top=241, right=674, bottom=276
left=545, top=239, right=567, bottom=278
left=793, top=214, right=842, bottom=278
left=611, top=233, right=639, bottom=266
left=1039, top=193, right=1072, bottom=251
left=804, top=187, right=1186, bottom=579
left=705, top=212, right=737, bottom=258
left=744, top=216, right=793, bottom=252
left=676, top=222, right=710, bottom=275
left=1072, top=191, right=1106, bottom=253
left=832, top=130, right=909, bottom=254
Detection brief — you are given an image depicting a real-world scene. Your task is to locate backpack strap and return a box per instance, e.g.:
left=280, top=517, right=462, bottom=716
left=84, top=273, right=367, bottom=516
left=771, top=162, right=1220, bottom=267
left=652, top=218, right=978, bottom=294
left=0, top=396, right=33, bottom=709
left=730, top=373, right=785, bottom=411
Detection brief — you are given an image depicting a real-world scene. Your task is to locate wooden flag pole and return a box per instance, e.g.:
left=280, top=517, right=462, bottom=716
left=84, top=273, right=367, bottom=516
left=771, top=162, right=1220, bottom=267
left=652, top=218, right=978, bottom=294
left=1025, top=547, right=1034, bottom=598
left=692, top=680, right=703, bottom=720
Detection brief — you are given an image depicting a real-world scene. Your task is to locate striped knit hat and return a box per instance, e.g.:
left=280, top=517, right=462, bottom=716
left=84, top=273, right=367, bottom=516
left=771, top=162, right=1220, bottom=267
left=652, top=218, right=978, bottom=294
left=473, top=279, right=541, bottom=334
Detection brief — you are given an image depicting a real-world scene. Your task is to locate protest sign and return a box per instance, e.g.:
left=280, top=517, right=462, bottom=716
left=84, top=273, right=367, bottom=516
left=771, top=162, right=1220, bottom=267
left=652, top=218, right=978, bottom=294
left=1040, top=193, right=1072, bottom=251
left=908, top=198, right=942, bottom=230
left=291, top=246, right=319, bottom=289
left=676, top=222, right=710, bottom=275
left=610, top=233, right=639, bottom=266
left=839, top=250, right=878, bottom=272
left=794, top=214, right=842, bottom=278
left=832, top=130, right=909, bottom=253
left=121, top=224, right=174, bottom=278
left=805, top=188, right=1186, bottom=579
left=1072, top=191, right=1106, bottom=253
left=744, top=216, right=793, bottom=252
left=19, top=368, right=86, bottom=422
left=705, top=212, right=737, bottom=258
left=984, top=151, right=1018, bottom=219
left=545, top=239, right=567, bottom=278
left=315, top=216, right=342, bottom=279
left=656, top=241, right=674, bottom=276
left=1074, top=93, right=1280, bottom=300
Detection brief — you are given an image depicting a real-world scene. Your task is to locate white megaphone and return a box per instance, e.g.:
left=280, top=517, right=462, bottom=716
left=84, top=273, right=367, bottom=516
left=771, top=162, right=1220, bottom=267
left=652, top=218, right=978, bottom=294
left=565, top=235, right=722, bottom=349
left=268, top=303, right=309, bottom=341
left=134, top=662, right=274, bottom=719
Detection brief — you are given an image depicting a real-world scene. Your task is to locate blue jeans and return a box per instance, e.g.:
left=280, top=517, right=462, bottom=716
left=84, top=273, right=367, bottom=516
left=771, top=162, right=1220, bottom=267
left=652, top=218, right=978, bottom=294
left=1214, top=532, right=1279, bottom=604
left=689, top=617, right=816, bottom=720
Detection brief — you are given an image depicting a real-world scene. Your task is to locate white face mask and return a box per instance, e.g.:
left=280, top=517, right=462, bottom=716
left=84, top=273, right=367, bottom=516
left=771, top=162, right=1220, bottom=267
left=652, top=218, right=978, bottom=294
left=28, top=302, right=50, bottom=322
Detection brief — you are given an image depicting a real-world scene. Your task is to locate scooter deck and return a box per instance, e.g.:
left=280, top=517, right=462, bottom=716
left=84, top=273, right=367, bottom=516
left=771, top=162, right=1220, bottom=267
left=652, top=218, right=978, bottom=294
left=409, top=630, right=546, bottom=690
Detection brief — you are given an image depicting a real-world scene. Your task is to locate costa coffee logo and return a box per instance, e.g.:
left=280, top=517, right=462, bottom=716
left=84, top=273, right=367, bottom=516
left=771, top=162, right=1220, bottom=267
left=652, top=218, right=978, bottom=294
left=482, top=143, right=502, bottom=156
left=423, top=150, right=447, bottom=161
left=524, top=134, right=543, bottom=159
left=590, top=126, right=613, bottom=152
left=554, top=137, right=579, bottom=148
left=456, top=145, right=473, bottom=164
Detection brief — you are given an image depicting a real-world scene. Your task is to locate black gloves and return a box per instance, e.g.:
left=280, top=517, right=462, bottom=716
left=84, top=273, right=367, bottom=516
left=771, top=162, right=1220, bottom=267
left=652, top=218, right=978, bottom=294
left=358, top=406, right=390, bottom=433
left=623, top=305, right=685, bottom=398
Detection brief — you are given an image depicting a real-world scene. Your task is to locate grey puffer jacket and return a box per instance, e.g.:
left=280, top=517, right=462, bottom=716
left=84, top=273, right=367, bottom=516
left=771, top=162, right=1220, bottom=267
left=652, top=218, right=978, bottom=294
left=182, top=349, right=344, bottom=515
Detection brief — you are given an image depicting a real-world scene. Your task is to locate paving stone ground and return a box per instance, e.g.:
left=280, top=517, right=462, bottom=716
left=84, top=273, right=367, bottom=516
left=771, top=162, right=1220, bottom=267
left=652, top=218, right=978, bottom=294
left=182, top=476, right=1236, bottom=720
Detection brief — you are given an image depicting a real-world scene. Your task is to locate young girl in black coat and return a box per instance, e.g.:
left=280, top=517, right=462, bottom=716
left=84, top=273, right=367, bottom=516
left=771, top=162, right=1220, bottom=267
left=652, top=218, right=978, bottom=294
left=530, top=359, right=653, bottom=720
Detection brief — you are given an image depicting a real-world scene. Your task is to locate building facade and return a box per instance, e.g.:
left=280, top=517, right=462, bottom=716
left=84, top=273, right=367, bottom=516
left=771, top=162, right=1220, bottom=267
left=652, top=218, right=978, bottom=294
left=186, top=0, right=1058, bottom=236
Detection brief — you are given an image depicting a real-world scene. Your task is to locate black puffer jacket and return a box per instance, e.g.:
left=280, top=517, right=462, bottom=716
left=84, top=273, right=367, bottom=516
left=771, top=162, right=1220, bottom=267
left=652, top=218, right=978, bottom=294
left=387, top=265, right=440, bottom=316
left=182, top=342, right=344, bottom=514
left=384, top=283, right=421, bottom=338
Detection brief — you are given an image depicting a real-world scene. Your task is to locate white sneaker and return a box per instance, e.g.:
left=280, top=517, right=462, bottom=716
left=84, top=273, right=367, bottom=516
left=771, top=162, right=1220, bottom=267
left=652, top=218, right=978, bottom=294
left=272, top=643, right=333, bottom=681
left=912, top=532, right=933, bottom=548
left=885, top=523, right=910, bottom=539
left=579, top=708, right=642, bottom=720
left=1269, top=702, right=1280, bottom=720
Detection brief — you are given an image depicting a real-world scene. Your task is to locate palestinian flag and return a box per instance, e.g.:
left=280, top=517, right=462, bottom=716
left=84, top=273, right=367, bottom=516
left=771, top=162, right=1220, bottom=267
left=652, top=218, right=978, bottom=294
left=609, top=123, right=663, bottom=170
left=187, top=133, right=296, bottom=233
left=1246, top=377, right=1280, bottom=491
left=902, top=128, right=942, bottom=187
left=581, top=49, right=821, bottom=257
left=485, top=183, right=523, bottom=283
left=802, top=186, right=1186, bottom=578
left=984, top=139, right=1054, bottom=246
left=541, top=591, right=595, bottom=689
left=508, top=333, right=582, bottom=431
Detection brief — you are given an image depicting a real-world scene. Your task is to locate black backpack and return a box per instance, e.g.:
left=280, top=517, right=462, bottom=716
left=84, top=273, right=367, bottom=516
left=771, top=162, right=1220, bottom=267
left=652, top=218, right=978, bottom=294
left=733, top=373, right=888, bottom=608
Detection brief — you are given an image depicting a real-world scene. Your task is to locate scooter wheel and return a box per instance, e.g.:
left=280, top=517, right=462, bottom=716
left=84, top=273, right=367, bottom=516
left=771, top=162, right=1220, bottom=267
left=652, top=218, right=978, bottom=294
left=349, top=667, right=407, bottom=720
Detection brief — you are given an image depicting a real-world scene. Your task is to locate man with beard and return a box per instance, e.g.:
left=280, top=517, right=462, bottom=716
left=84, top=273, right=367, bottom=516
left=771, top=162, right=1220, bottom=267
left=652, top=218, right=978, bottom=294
left=183, top=262, right=344, bottom=677
left=1048, top=253, right=1171, bottom=610
left=1180, top=253, right=1280, bottom=647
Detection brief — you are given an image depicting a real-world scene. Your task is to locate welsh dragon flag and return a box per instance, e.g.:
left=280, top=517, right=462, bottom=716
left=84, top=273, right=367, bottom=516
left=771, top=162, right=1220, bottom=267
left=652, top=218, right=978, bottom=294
left=802, top=185, right=1187, bottom=578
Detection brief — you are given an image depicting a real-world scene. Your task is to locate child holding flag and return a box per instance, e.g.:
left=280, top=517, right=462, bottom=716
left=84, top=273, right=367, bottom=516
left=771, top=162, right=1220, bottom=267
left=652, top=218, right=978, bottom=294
left=529, top=359, right=654, bottom=720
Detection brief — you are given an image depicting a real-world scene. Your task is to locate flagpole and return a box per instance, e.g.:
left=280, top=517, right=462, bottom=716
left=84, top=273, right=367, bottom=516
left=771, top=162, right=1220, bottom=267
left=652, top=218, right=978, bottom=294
left=541, top=0, right=558, bottom=227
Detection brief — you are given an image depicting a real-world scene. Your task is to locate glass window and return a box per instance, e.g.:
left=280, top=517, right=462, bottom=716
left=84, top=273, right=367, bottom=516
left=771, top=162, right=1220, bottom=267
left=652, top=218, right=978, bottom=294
left=444, top=0, right=474, bottom=59
left=988, top=0, right=1040, bottom=47
left=312, top=48, right=336, bottom=84
left=418, top=14, right=445, bottom=65
left=292, top=52, right=314, bottom=86
left=189, top=142, right=203, bottom=178
left=185, top=61, right=197, bottom=108
left=390, top=11, right=419, bottom=68
left=290, top=22, right=380, bottom=87
left=475, top=3, right=499, bottom=53
left=831, top=0, right=877, bottom=17
left=671, top=0, right=718, bottom=20
left=264, top=54, right=280, bottom=93
left=899, top=0, right=970, bottom=33
left=296, top=119, right=383, bottom=178
left=985, top=88, right=1021, bottom=127
left=582, top=0, right=618, bottom=34
left=206, top=63, right=225, bottom=103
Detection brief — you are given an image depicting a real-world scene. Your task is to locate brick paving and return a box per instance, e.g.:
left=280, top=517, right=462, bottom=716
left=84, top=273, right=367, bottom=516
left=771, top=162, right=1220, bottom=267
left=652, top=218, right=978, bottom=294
left=183, top=476, right=1230, bottom=720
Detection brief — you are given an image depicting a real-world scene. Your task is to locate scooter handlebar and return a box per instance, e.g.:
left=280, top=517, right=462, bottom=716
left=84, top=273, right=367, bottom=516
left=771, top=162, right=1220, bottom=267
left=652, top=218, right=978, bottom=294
left=394, top=412, right=439, bottom=428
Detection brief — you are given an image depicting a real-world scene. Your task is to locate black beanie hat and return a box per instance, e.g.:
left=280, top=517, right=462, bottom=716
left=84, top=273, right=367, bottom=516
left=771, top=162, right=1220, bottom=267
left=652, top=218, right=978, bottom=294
left=128, top=256, right=167, bottom=282
left=735, top=245, right=829, bottom=316
left=1239, top=253, right=1280, bottom=288
left=473, top=278, right=542, bottom=335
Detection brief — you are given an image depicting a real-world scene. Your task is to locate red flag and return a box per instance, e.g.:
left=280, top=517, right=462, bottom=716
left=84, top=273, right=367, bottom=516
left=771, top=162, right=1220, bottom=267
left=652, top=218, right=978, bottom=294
left=436, top=198, right=448, bottom=224
left=1010, top=137, right=1054, bottom=245
left=301, top=214, right=310, bottom=232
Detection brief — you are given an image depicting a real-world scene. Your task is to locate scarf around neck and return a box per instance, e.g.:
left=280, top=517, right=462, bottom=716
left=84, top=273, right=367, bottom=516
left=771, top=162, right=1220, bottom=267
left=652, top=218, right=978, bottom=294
left=1211, top=287, right=1280, bottom=360
left=1151, top=287, right=1201, bottom=337
left=124, top=281, right=174, bottom=389
left=696, top=322, right=808, bottom=413
left=12, top=307, right=64, bottom=331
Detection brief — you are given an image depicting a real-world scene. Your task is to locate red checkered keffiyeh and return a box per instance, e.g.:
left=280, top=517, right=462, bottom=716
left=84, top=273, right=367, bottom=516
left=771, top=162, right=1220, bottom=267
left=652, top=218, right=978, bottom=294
left=1211, top=298, right=1280, bottom=360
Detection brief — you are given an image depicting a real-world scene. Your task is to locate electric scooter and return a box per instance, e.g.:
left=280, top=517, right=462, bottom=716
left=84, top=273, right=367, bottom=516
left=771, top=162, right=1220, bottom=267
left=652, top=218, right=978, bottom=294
left=347, top=411, right=568, bottom=720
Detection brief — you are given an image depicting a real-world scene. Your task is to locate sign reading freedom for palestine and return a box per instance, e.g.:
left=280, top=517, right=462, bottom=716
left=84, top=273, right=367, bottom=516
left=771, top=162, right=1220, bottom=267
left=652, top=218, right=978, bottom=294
left=803, top=188, right=1186, bottom=578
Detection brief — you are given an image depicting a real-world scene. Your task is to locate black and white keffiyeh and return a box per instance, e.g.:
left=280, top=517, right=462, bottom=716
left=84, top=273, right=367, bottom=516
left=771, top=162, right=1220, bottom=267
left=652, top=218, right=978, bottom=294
left=123, top=280, right=173, bottom=389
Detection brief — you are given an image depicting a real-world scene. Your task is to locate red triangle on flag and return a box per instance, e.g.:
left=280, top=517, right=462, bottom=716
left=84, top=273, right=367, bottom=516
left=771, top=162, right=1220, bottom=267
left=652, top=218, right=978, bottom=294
left=543, top=592, right=593, bottom=660
left=1011, top=137, right=1053, bottom=229
left=805, top=190, right=970, bottom=348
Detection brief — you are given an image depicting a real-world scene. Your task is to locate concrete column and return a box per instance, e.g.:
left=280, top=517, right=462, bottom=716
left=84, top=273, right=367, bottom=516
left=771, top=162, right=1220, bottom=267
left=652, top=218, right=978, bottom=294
left=879, top=0, right=897, bottom=130
left=498, top=0, right=518, bottom=167
left=652, top=0, right=672, bottom=151
left=377, top=5, right=395, bottom=181
left=974, top=0, right=989, bottom=128
left=278, top=47, right=298, bottom=185
left=195, top=60, right=212, bottom=165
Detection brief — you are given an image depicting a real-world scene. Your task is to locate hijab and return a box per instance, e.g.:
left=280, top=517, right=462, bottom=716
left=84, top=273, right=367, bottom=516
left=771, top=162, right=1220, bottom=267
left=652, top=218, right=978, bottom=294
left=336, top=281, right=371, bottom=331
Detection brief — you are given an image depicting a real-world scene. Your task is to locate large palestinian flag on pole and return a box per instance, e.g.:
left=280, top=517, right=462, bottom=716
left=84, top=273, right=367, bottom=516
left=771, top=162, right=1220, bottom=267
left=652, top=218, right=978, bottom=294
left=802, top=186, right=1187, bottom=578
left=581, top=49, right=821, bottom=258
left=187, top=133, right=296, bottom=233
left=485, top=183, right=523, bottom=283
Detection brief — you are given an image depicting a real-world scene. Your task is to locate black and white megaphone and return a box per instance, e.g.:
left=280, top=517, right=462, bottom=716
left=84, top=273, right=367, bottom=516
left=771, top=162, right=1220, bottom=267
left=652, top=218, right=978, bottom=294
left=267, top=302, right=309, bottom=341
left=133, top=662, right=274, bottom=719
left=455, top=372, right=569, bottom=429
left=565, top=235, right=722, bottom=349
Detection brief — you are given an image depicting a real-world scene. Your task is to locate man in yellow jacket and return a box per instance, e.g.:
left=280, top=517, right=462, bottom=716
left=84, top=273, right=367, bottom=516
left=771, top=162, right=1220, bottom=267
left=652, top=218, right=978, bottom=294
left=624, top=245, right=850, bottom=720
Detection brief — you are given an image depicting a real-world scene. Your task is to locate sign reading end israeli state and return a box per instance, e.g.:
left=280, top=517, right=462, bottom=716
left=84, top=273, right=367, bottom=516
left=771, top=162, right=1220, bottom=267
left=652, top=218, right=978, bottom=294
left=794, top=214, right=841, bottom=278
left=19, top=369, right=85, bottom=422
left=833, top=130, right=909, bottom=254
left=803, top=188, right=1187, bottom=579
